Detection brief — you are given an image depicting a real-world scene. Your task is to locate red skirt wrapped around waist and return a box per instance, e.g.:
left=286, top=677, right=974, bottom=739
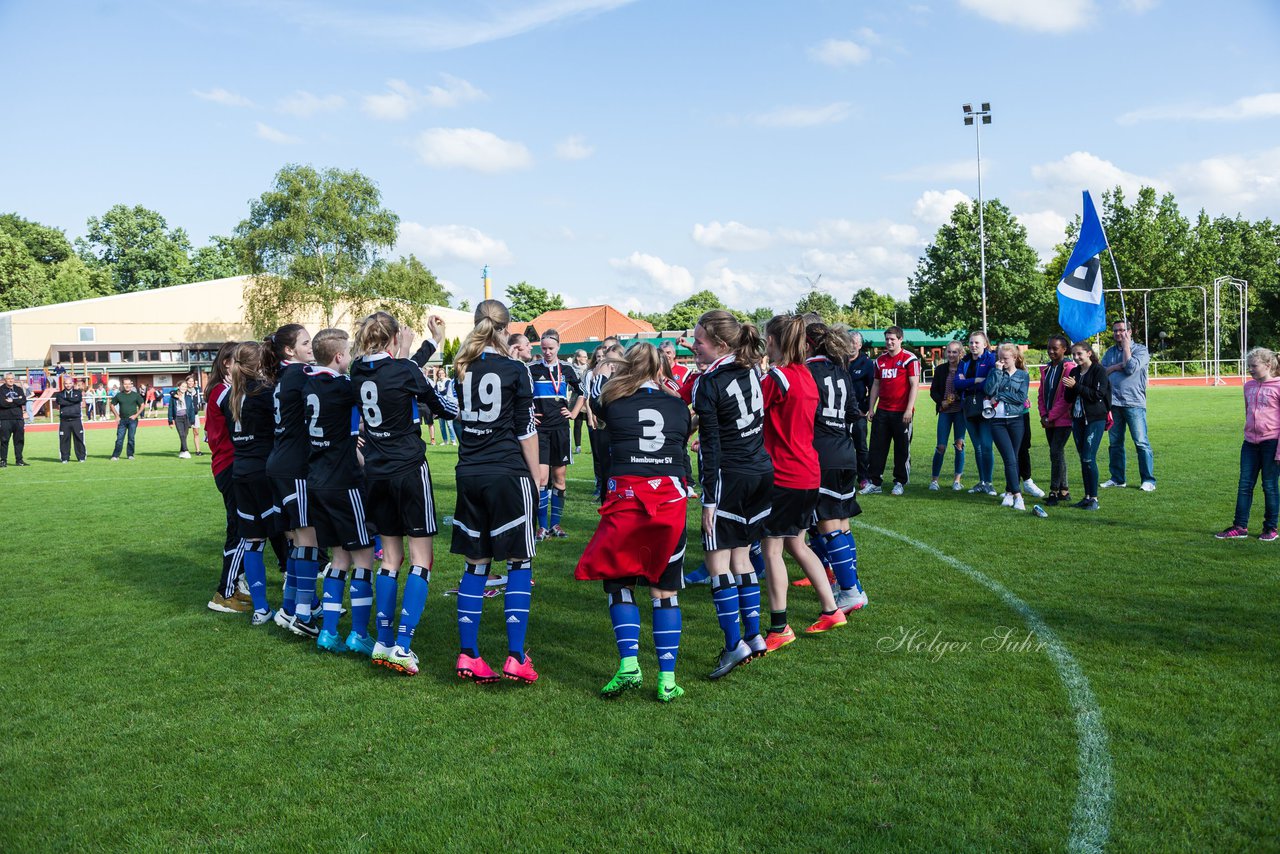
left=574, top=475, right=688, bottom=583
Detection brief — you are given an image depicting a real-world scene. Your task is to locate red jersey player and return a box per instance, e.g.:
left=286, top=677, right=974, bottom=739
left=861, top=326, right=920, bottom=495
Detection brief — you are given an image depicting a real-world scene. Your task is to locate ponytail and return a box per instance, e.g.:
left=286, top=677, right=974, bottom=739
left=205, top=341, right=238, bottom=399
left=765, top=314, right=807, bottom=366
left=354, top=311, right=399, bottom=356
left=455, top=299, right=511, bottom=379
left=806, top=321, right=851, bottom=364
left=697, top=309, right=763, bottom=369
left=227, top=341, right=264, bottom=424
left=599, top=342, right=672, bottom=406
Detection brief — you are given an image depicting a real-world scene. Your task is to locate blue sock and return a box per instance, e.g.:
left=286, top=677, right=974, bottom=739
left=652, top=595, right=682, bottom=673
left=243, top=541, right=269, bottom=613
left=504, top=559, right=533, bottom=662
left=538, top=488, right=550, bottom=529
left=684, top=561, right=709, bottom=584
left=549, top=488, right=565, bottom=529
left=396, top=565, right=430, bottom=651
left=807, top=528, right=830, bottom=570
left=748, top=541, right=765, bottom=575
left=321, top=567, right=347, bottom=635
left=710, top=574, right=742, bottom=649
left=281, top=556, right=298, bottom=617
left=607, top=588, right=641, bottom=660
left=349, top=568, right=374, bottom=638
left=294, top=547, right=321, bottom=623
left=736, top=572, right=761, bottom=639
left=456, top=563, right=489, bottom=656
left=375, top=568, right=399, bottom=646
left=824, top=530, right=865, bottom=591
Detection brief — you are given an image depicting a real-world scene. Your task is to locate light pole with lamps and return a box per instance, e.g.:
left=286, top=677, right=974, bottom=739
left=962, top=102, right=992, bottom=337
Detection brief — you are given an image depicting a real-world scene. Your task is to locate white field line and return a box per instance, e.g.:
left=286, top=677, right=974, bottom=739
left=859, top=522, right=1113, bottom=854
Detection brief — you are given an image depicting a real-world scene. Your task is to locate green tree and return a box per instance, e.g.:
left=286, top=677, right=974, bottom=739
left=0, top=213, right=73, bottom=265
left=505, top=281, right=565, bottom=322
left=46, top=256, right=112, bottom=305
left=441, top=337, right=461, bottom=366
left=849, top=288, right=899, bottom=329
left=908, top=199, right=1046, bottom=341
left=651, top=289, right=733, bottom=330
left=746, top=306, right=775, bottom=327
left=794, top=291, right=840, bottom=321
left=235, top=164, right=400, bottom=333
left=77, top=204, right=193, bottom=292
left=190, top=235, right=247, bottom=282
left=356, top=254, right=451, bottom=328
left=0, top=231, right=48, bottom=310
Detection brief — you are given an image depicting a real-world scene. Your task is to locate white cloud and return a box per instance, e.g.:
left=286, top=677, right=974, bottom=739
left=957, top=0, right=1094, bottom=33
left=885, top=159, right=981, bottom=182
left=808, top=38, right=871, bottom=67
left=1118, top=92, right=1280, bottom=125
left=912, top=189, right=972, bottom=226
left=1172, top=147, right=1280, bottom=217
left=255, top=122, right=301, bottom=145
left=398, top=223, right=514, bottom=265
left=751, top=102, right=852, bottom=128
left=797, top=249, right=918, bottom=298
left=555, top=134, right=595, bottom=160
left=778, top=218, right=922, bottom=249
left=363, top=75, right=487, bottom=120
left=194, top=88, right=254, bottom=108
left=414, top=128, right=533, bottom=172
left=1030, top=151, right=1168, bottom=198
left=691, top=221, right=773, bottom=252
left=609, top=252, right=696, bottom=298
left=1015, top=210, right=1071, bottom=260
left=277, top=91, right=345, bottom=117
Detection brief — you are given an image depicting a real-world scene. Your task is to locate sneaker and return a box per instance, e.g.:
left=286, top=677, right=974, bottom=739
left=859, top=483, right=882, bottom=495
left=549, top=525, right=569, bottom=539
left=805, top=610, right=848, bottom=634
left=249, top=608, right=275, bottom=627
left=966, top=482, right=984, bottom=493
left=1081, top=498, right=1100, bottom=511
left=127, top=456, right=134, bottom=460
left=384, top=645, right=420, bottom=675
left=708, top=639, right=753, bottom=679
left=746, top=633, right=769, bottom=659
left=1012, top=495, right=1026, bottom=511
left=207, top=593, right=251, bottom=614
left=1215, top=525, right=1249, bottom=540
left=600, top=664, right=644, bottom=698
left=835, top=588, right=868, bottom=614
left=503, top=653, right=539, bottom=683
left=345, top=631, right=376, bottom=656
left=1001, top=493, right=1014, bottom=507
left=235, top=575, right=251, bottom=599
left=1100, top=479, right=1126, bottom=489
left=890, top=482, right=905, bottom=496
left=683, top=566, right=711, bottom=585
left=372, top=641, right=396, bottom=668
left=316, top=629, right=344, bottom=653
left=952, top=480, right=964, bottom=491
left=178, top=451, right=191, bottom=459
left=1140, top=481, right=1156, bottom=492
left=1044, top=494, right=1059, bottom=507
left=791, top=576, right=812, bottom=587
left=928, top=480, right=940, bottom=491
left=457, top=652, right=501, bottom=683
left=485, top=573, right=509, bottom=589
left=61, top=460, right=67, bottom=464
left=110, top=457, right=119, bottom=462
left=656, top=681, right=685, bottom=703
left=575, top=446, right=582, bottom=454
left=763, top=626, right=796, bottom=652
left=1260, top=528, right=1278, bottom=543
left=983, top=483, right=999, bottom=495
left=535, top=527, right=549, bottom=541
left=1022, top=479, right=1045, bottom=498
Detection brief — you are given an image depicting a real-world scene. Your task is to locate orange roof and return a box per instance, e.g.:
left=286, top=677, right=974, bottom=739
left=526, top=304, right=655, bottom=342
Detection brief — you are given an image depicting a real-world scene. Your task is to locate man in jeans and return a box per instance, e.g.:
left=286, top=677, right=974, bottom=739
left=861, top=326, right=920, bottom=496
left=110, top=379, right=145, bottom=461
left=1101, top=319, right=1155, bottom=491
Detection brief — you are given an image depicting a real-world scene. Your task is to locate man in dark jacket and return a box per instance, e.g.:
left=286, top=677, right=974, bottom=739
left=0, top=373, right=29, bottom=467
left=846, top=332, right=874, bottom=486
left=54, top=377, right=87, bottom=462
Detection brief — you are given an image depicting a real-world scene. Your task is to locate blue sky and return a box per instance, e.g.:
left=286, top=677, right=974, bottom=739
left=1, top=0, right=1277, bottom=313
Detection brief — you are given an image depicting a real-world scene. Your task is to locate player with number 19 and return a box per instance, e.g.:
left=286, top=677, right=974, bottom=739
left=349, top=311, right=458, bottom=676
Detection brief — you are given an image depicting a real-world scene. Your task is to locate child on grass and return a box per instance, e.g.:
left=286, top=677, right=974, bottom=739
left=1215, top=347, right=1280, bottom=542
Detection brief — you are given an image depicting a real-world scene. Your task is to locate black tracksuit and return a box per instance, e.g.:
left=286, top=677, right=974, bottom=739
left=54, top=389, right=86, bottom=462
left=0, top=384, right=27, bottom=465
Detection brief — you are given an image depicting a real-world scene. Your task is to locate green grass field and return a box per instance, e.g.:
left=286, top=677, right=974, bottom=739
left=1, top=386, right=1276, bottom=852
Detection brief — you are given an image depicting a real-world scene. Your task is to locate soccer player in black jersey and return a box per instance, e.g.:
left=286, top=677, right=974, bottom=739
left=507, top=333, right=533, bottom=363
left=220, top=342, right=281, bottom=626
left=349, top=312, right=459, bottom=676
left=263, top=324, right=322, bottom=638
left=529, top=329, right=583, bottom=540
left=302, top=329, right=379, bottom=657
left=450, top=300, right=541, bottom=685
left=575, top=343, right=691, bottom=702
left=690, top=310, right=774, bottom=679
left=805, top=322, right=868, bottom=615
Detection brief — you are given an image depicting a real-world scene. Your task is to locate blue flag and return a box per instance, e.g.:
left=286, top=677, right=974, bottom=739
left=1056, top=191, right=1108, bottom=343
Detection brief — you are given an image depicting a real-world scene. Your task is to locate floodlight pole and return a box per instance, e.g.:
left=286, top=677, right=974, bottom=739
left=963, top=102, right=992, bottom=337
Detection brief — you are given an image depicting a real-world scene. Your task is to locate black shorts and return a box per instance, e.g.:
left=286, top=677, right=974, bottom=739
left=234, top=475, right=281, bottom=540
left=813, top=469, right=862, bottom=523
left=272, top=476, right=310, bottom=531
left=309, top=486, right=376, bottom=551
left=703, top=470, right=772, bottom=551
left=602, top=530, right=687, bottom=595
left=764, top=485, right=818, bottom=539
left=367, top=462, right=439, bottom=538
left=538, top=425, right=572, bottom=467
left=450, top=473, right=537, bottom=562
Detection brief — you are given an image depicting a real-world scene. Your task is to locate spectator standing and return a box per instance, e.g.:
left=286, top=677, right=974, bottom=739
left=846, top=331, right=873, bottom=487
left=54, top=377, right=87, bottom=463
left=168, top=382, right=194, bottom=458
left=1038, top=336, right=1076, bottom=506
left=954, top=331, right=996, bottom=495
left=1063, top=343, right=1111, bottom=510
left=861, top=326, right=920, bottom=496
left=1215, top=348, right=1280, bottom=541
left=110, top=378, right=145, bottom=461
left=434, top=367, right=458, bottom=446
left=984, top=343, right=1032, bottom=511
left=928, top=341, right=967, bottom=491
left=185, top=376, right=205, bottom=456
left=0, top=373, right=28, bottom=466
left=571, top=349, right=590, bottom=453
left=1101, top=319, right=1155, bottom=491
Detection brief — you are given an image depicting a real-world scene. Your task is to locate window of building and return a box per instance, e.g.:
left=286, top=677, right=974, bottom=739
left=79, top=327, right=95, bottom=342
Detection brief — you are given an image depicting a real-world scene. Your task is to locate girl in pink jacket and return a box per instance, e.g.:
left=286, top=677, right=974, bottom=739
left=1037, top=335, right=1076, bottom=506
left=1216, top=347, right=1280, bottom=541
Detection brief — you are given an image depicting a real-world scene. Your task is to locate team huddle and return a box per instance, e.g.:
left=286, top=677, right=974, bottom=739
left=204, top=300, right=869, bottom=702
